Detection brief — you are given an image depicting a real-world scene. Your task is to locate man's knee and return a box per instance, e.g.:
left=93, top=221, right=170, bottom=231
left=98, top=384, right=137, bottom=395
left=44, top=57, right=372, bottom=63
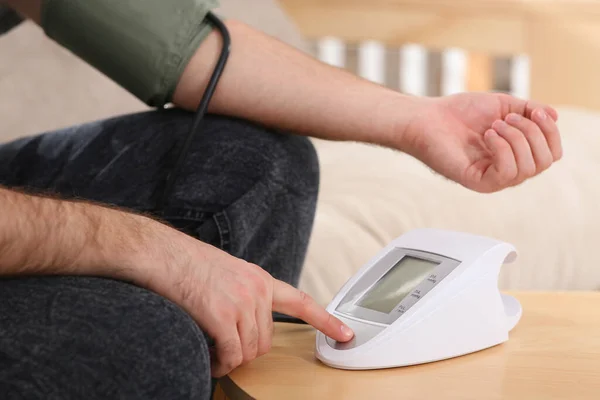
left=75, top=109, right=320, bottom=211
left=0, top=277, right=213, bottom=400
left=180, top=114, right=320, bottom=208
left=184, top=117, right=321, bottom=283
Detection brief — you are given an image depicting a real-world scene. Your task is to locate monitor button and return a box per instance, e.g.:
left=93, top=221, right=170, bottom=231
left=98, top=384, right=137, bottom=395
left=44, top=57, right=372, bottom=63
left=326, top=314, right=385, bottom=350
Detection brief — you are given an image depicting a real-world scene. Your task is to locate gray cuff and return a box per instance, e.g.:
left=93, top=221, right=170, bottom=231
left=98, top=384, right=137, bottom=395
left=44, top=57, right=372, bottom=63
left=41, top=0, right=220, bottom=107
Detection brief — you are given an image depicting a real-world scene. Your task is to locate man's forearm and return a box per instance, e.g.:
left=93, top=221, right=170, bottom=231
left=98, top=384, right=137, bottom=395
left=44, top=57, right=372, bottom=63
left=0, top=187, right=148, bottom=278
left=173, top=20, right=420, bottom=148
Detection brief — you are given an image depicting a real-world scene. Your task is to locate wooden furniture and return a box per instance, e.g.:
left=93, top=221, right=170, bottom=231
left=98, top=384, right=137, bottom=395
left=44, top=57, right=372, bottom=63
left=278, top=0, right=600, bottom=111
left=215, top=292, right=600, bottom=399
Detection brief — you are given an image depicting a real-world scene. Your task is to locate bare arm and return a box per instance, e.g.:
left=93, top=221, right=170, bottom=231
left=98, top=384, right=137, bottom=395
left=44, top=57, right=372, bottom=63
left=162, top=18, right=564, bottom=194
left=0, top=187, right=152, bottom=278
left=173, top=19, right=417, bottom=148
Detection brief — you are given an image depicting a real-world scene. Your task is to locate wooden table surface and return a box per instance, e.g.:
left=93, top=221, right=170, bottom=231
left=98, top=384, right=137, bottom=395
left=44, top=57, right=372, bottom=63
left=217, top=292, right=600, bottom=400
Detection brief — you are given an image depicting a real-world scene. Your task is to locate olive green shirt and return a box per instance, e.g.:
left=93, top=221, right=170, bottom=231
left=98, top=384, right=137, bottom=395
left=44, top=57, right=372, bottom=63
left=1, top=0, right=220, bottom=107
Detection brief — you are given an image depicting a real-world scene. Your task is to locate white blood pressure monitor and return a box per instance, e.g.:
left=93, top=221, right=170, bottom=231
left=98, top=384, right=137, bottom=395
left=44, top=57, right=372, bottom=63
left=316, top=229, right=522, bottom=370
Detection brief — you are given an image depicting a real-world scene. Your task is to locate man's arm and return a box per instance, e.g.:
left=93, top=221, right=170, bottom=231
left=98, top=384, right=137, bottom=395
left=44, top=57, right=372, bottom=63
left=0, top=186, right=354, bottom=376
left=0, top=187, right=149, bottom=278
left=4, top=0, right=563, bottom=193
left=173, top=19, right=415, bottom=148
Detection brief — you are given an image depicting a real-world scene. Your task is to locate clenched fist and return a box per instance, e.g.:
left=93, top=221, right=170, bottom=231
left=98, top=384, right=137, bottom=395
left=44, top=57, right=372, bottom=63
left=398, top=92, right=562, bottom=193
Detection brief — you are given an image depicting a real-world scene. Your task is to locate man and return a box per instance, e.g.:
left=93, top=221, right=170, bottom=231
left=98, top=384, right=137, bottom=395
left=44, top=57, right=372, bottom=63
left=0, top=1, right=562, bottom=399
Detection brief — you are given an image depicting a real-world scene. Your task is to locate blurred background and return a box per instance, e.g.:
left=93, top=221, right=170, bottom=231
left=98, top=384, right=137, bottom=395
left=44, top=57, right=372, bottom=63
left=1, top=0, right=600, bottom=305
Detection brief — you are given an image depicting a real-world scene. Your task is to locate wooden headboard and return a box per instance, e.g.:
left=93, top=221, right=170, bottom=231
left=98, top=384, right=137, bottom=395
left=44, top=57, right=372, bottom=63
left=278, top=0, right=600, bottom=111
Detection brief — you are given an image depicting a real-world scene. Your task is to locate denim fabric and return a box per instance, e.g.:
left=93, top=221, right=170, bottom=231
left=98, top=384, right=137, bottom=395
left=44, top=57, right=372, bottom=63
left=0, top=109, right=320, bottom=399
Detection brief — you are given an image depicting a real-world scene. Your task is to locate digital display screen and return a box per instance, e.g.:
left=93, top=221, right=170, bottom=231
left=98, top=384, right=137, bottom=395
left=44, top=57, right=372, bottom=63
left=356, top=256, right=440, bottom=314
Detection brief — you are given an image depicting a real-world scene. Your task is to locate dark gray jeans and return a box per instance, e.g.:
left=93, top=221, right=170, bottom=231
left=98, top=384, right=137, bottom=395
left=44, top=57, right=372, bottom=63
left=0, top=109, right=320, bottom=399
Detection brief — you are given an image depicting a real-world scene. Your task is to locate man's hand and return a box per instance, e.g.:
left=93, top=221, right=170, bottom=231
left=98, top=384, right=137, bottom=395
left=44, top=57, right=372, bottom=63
left=128, top=222, right=354, bottom=378
left=397, top=93, right=563, bottom=193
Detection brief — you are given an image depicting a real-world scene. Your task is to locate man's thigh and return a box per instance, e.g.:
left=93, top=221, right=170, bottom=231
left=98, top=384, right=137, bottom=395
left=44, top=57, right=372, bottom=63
left=0, top=109, right=189, bottom=211
left=0, top=276, right=212, bottom=400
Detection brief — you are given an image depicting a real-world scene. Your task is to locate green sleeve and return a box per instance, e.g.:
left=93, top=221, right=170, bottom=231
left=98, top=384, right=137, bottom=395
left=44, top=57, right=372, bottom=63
left=41, top=0, right=220, bottom=107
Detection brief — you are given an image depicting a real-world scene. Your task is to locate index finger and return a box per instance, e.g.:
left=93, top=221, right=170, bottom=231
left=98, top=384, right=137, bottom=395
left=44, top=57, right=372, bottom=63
left=272, top=280, right=354, bottom=342
left=505, top=95, right=558, bottom=122
left=524, top=100, right=558, bottom=122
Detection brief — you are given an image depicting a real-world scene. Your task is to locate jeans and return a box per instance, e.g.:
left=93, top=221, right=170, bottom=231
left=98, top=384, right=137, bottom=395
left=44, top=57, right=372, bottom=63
left=0, top=109, right=320, bottom=399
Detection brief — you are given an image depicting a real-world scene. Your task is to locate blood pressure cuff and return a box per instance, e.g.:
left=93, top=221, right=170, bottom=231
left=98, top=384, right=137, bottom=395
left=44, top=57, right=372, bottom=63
left=41, top=0, right=220, bottom=107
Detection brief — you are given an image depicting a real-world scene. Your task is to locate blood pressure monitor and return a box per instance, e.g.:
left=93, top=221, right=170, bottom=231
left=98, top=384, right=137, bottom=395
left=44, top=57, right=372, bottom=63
left=315, top=228, right=522, bottom=370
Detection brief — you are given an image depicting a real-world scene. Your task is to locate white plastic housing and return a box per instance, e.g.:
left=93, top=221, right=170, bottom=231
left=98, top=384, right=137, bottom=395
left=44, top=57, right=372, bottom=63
left=315, top=228, right=521, bottom=370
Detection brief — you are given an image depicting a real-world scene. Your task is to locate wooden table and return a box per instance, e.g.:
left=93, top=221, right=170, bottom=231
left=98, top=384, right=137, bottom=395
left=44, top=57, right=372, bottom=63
left=215, top=292, right=600, bottom=399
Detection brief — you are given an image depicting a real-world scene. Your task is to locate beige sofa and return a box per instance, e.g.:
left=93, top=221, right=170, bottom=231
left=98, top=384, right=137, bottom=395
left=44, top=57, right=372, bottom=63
left=2, top=1, right=599, bottom=307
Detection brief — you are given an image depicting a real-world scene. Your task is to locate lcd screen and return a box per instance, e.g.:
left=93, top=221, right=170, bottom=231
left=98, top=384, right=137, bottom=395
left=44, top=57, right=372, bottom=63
left=356, top=256, right=440, bottom=313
